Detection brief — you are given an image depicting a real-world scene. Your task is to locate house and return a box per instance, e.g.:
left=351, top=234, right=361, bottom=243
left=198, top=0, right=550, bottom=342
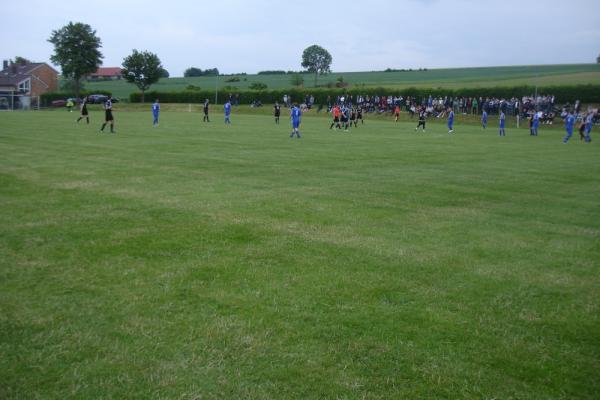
left=0, top=60, right=59, bottom=96
left=87, top=67, right=122, bottom=80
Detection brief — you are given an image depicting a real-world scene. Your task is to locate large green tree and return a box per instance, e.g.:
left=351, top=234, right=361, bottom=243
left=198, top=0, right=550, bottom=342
left=301, top=45, right=332, bottom=87
left=121, top=50, right=163, bottom=103
left=48, top=22, right=103, bottom=98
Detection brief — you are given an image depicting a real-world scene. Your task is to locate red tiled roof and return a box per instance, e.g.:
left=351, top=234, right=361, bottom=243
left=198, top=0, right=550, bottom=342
left=89, top=67, right=122, bottom=77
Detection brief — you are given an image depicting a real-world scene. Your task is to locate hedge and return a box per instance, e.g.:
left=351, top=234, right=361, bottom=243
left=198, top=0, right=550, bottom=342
left=40, top=90, right=112, bottom=106
left=129, top=84, right=600, bottom=105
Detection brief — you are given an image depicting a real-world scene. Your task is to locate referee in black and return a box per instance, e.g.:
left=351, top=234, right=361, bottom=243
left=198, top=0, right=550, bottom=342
left=100, top=96, right=115, bottom=133
left=203, top=99, right=210, bottom=122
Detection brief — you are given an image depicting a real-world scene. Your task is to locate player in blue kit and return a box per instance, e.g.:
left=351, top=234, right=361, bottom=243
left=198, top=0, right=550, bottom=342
left=447, top=107, right=454, bottom=133
left=499, top=111, right=506, bottom=136
left=481, top=110, right=488, bottom=129
left=562, top=111, right=576, bottom=143
left=152, top=99, right=160, bottom=126
left=290, top=103, right=301, bottom=138
left=531, top=111, right=539, bottom=136
left=583, top=111, right=593, bottom=143
left=224, top=100, right=231, bottom=124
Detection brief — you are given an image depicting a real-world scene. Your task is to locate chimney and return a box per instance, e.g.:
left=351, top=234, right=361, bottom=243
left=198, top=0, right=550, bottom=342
left=2, top=60, right=7, bottom=71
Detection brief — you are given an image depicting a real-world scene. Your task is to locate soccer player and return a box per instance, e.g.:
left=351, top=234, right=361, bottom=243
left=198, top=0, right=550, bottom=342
left=99, top=96, right=115, bottom=133
left=341, top=105, right=350, bottom=131
left=447, top=107, right=454, bottom=133
left=356, top=107, right=364, bottom=125
left=350, top=108, right=357, bottom=127
left=562, top=111, right=576, bottom=143
left=481, top=109, right=488, bottom=129
left=203, top=99, right=210, bottom=122
left=152, top=99, right=160, bottom=126
left=330, top=104, right=341, bottom=130
left=584, top=111, right=593, bottom=143
left=415, top=107, right=426, bottom=132
left=394, top=105, right=401, bottom=122
left=531, top=111, right=539, bottom=136
left=76, top=97, right=89, bottom=124
left=499, top=110, right=506, bottom=136
left=290, top=103, right=301, bottom=138
left=274, top=102, right=281, bottom=124
left=224, top=100, right=231, bottom=124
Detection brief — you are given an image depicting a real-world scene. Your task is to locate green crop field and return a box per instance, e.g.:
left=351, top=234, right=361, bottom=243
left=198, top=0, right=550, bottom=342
left=85, top=64, right=600, bottom=99
left=1, top=109, right=599, bottom=399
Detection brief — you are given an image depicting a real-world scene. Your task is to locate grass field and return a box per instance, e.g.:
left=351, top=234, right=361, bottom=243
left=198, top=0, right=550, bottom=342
left=85, top=64, right=600, bottom=99
left=1, top=110, right=599, bottom=399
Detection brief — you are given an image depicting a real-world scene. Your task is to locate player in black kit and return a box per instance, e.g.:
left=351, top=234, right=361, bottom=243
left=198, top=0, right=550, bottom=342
left=415, top=107, right=426, bottom=132
left=203, top=99, right=210, bottom=122
left=274, top=102, right=281, bottom=124
left=76, top=98, right=89, bottom=124
left=100, top=96, right=115, bottom=133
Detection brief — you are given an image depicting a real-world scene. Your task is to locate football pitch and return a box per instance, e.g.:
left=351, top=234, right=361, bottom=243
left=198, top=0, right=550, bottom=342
left=1, top=110, right=599, bottom=399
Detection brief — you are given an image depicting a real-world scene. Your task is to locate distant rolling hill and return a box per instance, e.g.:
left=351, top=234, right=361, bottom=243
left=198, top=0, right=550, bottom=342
left=85, top=64, right=600, bottom=99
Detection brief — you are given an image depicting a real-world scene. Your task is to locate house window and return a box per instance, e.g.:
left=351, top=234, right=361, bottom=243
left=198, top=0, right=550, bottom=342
left=18, top=79, right=31, bottom=93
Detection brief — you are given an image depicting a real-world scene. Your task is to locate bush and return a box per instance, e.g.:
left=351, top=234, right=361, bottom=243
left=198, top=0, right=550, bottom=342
left=225, top=77, right=240, bottom=83
left=249, top=82, right=268, bottom=90
left=41, top=90, right=112, bottom=106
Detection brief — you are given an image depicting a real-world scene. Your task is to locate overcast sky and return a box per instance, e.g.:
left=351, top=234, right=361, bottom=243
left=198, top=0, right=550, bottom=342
left=2, top=0, right=599, bottom=76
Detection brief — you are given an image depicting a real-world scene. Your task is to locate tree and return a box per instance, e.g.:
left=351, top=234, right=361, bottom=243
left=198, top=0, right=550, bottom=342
left=48, top=22, right=103, bottom=98
left=301, top=45, right=332, bottom=87
left=14, top=56, right=32, bottom=65
left=184, top=67, right=219, bottom=77
left=597, top=54, right=600, bottom=64
left=159, top=68, right=170, bottom=78
left=290, top=73, right=304, bottom=88
left=122, top=49, right=163, bottom=102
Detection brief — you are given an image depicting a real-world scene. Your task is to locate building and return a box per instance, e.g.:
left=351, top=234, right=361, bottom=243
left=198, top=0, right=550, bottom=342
left=0, top=60, right=59, bottom=96
left=87, top=67, right=122, bottom=80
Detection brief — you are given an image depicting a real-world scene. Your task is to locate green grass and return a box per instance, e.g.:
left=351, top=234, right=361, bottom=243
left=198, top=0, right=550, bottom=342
left=85, top=64, right=600, bottom=99
left=1, top=110, right=599, bottom=399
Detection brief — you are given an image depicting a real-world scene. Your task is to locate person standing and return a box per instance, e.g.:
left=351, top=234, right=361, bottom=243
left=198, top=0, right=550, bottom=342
left=531, top=111, right=539, bottom=136
left=481, top=109, right=488, bottom=129
left=563, top=111, right=576, bottom=143
left=99, top=96, right=115, bottom=133
left=499, top=110, right=506, bottom=136
left=152, top=99, right=160, bottom=126
left=203, top=99, right=210, bottom=122
left=394, top=105, right=401, bottom=122
left=290, top=103, right=301, bottom=138
left=224, top=100, right=231, bottom=124
left=584, top=111, right=593, bottom=143
left=76, top=97, right=89, bottom=124
left=274, top=102, right=281, bottom=124
left=447, top=107, right=454, bottom=133
left=415, top=107, right=426, bottom=132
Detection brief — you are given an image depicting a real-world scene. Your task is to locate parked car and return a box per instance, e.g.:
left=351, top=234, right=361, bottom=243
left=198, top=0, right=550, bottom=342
left=51, top=99, right=67, bottom=107
left=87, top=94, right=108, bottom=104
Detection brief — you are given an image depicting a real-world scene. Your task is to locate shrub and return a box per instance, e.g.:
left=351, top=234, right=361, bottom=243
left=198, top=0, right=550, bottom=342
left=249, top=82, right=268, bottom=90
left=41, top=90, right=112, bottom=106
left=225, top=77, right=240, bottom=83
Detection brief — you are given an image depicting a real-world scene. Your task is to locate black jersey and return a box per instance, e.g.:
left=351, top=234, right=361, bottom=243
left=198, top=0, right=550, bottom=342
left=418, top=110, right=426, bottom=121
left=274, top=105, right=281, bottom=116
left=203, top=102, right=209, bottom=114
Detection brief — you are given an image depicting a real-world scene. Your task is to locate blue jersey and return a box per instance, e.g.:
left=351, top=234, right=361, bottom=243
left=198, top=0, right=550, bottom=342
left=532, top=113, right=539, bottom=126
left=565, top=114, right=575, bottom=130
left=291, top=106, right=301, bottom=121
left=224, top=102, right=231, bottom=115
left=482, top=111, right=488, bottom=122
left=448, top=111, right=454, bottom=123
left=500, top=112, right=505, bottom=127
left=152, top=102, right=160, bottom=114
